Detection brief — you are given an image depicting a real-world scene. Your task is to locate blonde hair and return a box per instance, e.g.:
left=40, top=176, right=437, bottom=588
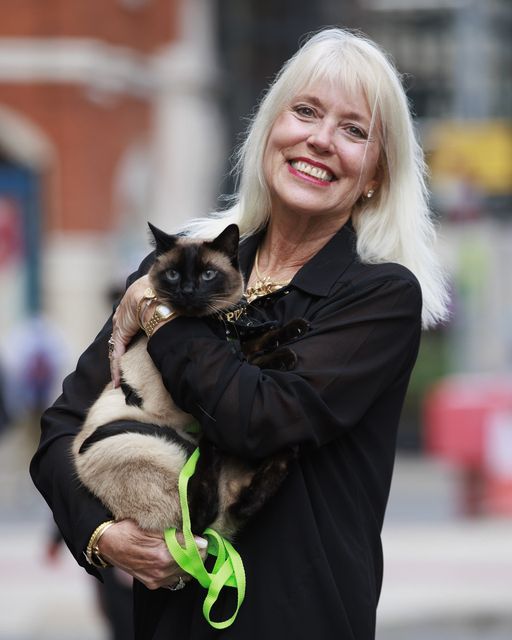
left=184, top=28, right=449, bottom=328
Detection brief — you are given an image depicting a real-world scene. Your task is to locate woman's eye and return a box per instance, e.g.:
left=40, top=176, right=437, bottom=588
left=202, top=269, right=217, bottom=281
left=294, top=105, right=315, bottom=118
left=166, top=269, right=180, bottom=283
left=346, top=125, right=366, bottom=139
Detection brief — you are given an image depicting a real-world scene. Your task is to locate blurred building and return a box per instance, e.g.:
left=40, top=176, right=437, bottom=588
left=358, top=0, right=512, bottom=219
left=0, top=0, right=225, bottom=359
left=360, top=0, right=511, bottom=120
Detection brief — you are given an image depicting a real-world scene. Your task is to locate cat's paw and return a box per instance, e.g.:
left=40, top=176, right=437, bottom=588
left=279, top=318, right=310, bottom=342
left=249, top=347, right=298, bottom=371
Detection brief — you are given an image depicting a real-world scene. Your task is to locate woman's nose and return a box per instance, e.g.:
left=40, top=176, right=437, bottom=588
left=307, top=120, right=335, bottom=153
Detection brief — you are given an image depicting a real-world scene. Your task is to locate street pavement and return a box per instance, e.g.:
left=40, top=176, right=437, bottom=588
left=1, top=421, right=512, bottom=639
left=379, top=456, right=512, bottom=637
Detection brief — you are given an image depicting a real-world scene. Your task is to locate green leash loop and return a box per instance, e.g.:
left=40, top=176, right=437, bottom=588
left=164, top=447, right=246, bottom=629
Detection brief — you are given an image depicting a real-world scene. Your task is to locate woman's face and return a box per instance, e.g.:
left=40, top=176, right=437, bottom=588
left=262, top=79, right=381, bottom=224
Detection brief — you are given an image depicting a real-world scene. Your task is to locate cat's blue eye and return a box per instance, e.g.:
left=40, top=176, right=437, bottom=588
left=202, top=269, right=217, bottom=281
left=166, top=269, right=180, bottom=283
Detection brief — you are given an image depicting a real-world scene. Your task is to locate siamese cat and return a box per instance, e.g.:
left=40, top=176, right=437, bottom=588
left=72, top=223, right=307, bottom=540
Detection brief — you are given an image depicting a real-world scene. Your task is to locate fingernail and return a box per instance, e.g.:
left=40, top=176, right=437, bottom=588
left=194, top=537, right=208, bottom=549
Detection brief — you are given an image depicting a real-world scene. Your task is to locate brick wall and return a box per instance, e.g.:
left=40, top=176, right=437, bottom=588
left=0, top=0, right=181, bottom=233
left=0, top=83, right=150, bottom=232
left=0, top=0, right=177, bottom=52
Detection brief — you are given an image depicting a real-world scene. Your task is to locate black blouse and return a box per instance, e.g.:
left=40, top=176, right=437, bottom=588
left=31, top=222, right=422, bottom=640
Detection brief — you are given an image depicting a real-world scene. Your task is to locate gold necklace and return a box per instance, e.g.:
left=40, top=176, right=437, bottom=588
left=245, top=246, right=290, bottom=303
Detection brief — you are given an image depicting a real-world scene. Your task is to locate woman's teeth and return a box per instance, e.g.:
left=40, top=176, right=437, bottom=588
left=290, top=160, right=334, bottom=182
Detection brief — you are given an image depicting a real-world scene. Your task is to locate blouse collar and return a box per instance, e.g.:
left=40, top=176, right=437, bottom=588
left=239, top=220, right=358, bottom=299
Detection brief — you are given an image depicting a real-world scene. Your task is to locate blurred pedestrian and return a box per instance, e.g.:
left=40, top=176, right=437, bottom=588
left=0, top=359, right=9, bottom=436
left=2, top=314, right=67, bottom=433
left=31, top=28, right=449, bottom=639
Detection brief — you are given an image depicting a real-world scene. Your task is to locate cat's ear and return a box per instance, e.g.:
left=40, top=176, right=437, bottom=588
left=208, top=224, right=240, bottom=265
left=147, top=222, right=179, bottom=256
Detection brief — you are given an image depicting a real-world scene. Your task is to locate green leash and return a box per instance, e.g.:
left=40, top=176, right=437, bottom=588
left=164, top=447, right=246, bottom=629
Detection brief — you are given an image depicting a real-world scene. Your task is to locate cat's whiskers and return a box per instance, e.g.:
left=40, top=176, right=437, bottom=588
left=204, top=296, right=242, bottom=315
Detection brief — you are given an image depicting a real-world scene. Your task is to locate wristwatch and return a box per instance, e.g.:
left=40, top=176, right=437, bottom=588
left=143, top=303, right=175, bottom=337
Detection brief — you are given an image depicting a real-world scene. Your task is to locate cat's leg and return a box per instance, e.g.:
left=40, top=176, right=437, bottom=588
left=245, top=318, right=309, bottom=369
left=250, top=318, right=309, bottom=351
left=186, top=438, right=222, bottom=535
left=228, top=448, right=298, bottom=522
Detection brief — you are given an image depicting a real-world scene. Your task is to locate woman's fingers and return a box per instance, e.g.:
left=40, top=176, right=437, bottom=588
left=97, top=519, right=208, bottom=591
left=109, top=275, right=151, bottom=386
left=97, top=519, right=174, bottom=589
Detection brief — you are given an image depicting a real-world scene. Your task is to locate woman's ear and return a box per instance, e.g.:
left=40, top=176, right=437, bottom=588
left=362, top=180, right=380, bottom=199
left=363, top=156, right=385, bottom=199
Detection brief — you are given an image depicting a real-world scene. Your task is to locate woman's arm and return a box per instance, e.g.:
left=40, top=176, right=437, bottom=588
left=147, top=272, right=423, bottom=459
left=30, top=316, right=114, bottom=574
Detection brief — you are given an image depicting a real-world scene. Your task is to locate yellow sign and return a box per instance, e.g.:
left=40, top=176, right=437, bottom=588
left=426, top=120, right=512, bottom=194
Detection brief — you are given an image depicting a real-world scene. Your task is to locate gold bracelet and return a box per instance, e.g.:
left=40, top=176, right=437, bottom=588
left=85, top=520, right=116, bottom=569
left=136, top=287, right=157, bottom=330
left=138, top=298, right=156, bottom=330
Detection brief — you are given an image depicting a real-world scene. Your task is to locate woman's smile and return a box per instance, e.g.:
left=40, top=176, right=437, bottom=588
left=287, top=157, right=336, bottom=185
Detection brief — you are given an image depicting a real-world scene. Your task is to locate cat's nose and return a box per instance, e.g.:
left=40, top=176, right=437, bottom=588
left=182, top=284, right=194, bottom=294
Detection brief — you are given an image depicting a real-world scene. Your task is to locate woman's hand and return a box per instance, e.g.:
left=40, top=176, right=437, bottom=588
left=97, top=519, right=208, bottom=591
left=109, top=275, right=151, bottom=387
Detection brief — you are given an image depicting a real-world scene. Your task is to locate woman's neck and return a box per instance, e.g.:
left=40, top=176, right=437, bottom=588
left=251, top=213, right=350, bottom=284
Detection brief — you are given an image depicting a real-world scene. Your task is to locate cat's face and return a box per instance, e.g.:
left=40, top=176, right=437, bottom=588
left=147, top=224, right=244, bottom=316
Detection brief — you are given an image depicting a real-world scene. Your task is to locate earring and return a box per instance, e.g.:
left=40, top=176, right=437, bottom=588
left=366, top=189, right=375, bottom=199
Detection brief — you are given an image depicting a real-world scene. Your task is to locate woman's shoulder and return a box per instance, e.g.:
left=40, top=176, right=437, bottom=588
left=345, top=259, right=421, bottom=293
left=323, top=259, right=423, bottom=317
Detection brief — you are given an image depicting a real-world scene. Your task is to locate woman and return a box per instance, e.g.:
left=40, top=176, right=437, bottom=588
left=31, top=28, right=448, bottom=639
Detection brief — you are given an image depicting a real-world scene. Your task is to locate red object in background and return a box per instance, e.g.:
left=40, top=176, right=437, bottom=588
left=424, top=376, right=512, bottom=466
left=482, top=410, right=512, bottom=515
left=0, top=197, right=23, bottom=267
left=484, top=476, right=512, bottom=515
left=424, top=375, right=512, bottom=515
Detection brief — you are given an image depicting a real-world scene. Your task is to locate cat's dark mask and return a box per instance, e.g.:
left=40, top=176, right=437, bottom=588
left=147, top=222, right=240, bottom=269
